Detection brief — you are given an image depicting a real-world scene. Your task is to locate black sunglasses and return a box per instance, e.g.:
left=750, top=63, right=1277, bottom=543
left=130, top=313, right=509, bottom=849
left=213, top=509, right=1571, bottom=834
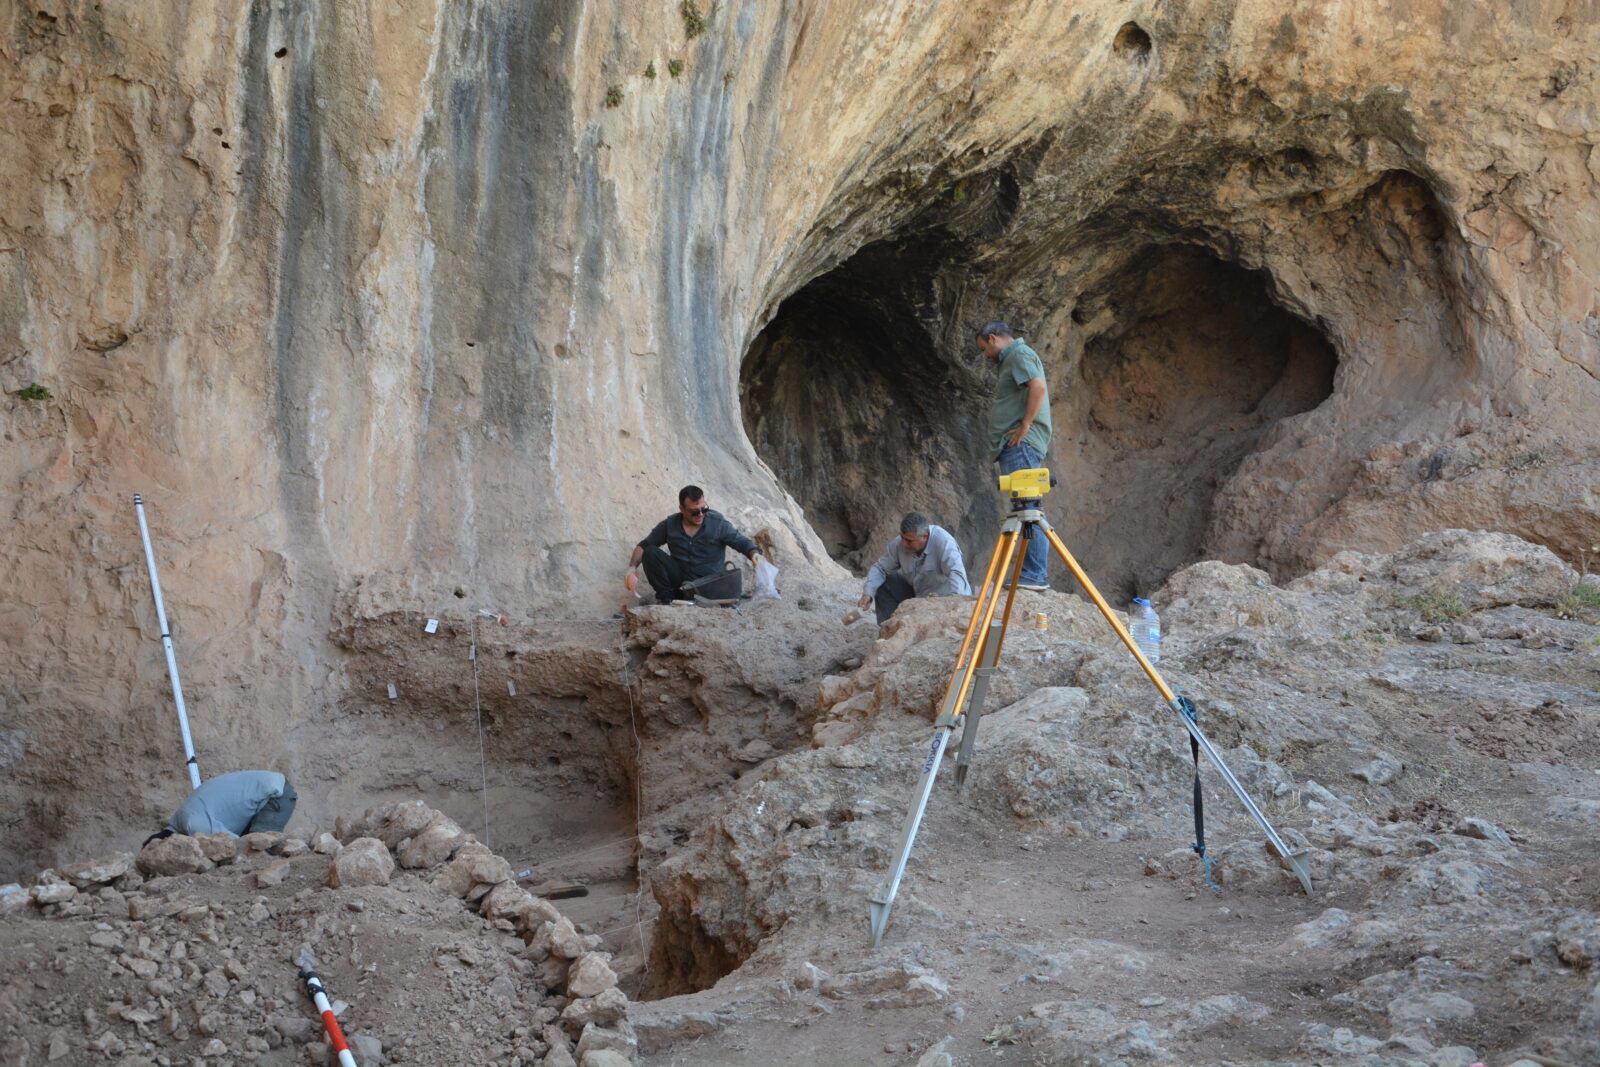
left=685, top=505, right=709, bottom=517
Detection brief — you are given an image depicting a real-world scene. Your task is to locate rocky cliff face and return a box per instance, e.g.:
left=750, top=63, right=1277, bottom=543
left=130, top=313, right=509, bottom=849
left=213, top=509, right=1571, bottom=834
left=2, top=1, right=1597, bottom=870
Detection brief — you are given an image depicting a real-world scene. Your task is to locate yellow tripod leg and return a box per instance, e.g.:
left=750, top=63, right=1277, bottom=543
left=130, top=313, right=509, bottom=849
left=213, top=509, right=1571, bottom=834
left=871, top=527, right=1020, bottom=947
left=953, top=534, right=1027, bottom=786
left=1039, top=526, right=1313, bottom=895
left=934, top=529, right=1015, bottom=721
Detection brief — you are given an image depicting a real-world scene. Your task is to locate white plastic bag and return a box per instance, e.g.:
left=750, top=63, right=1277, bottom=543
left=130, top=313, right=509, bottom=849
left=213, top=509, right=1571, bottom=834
left=753, top=559, right=780, bottom=600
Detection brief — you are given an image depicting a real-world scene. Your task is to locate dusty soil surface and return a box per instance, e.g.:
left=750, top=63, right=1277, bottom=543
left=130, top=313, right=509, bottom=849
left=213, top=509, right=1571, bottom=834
left=4, top=531, right=1599, bottom=1067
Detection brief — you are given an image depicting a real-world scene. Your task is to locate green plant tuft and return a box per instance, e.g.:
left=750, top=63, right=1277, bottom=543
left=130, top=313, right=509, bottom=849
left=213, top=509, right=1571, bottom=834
left=721, top=66, right=737, bottom=88
left=644, top=60, right=657, bottom=79
left=13, top=382, right=51, bottom=401
left=604, top=84, right=624, bottom=108
left=1553, top=582, right=1600, bottom=620
left=667, top=58, right=684, bottom=78
left=680, top=0, right=706, bottom=38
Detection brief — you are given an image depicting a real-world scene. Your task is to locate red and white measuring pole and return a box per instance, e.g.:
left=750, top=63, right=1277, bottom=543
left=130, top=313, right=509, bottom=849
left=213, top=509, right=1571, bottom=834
left=296, top=950, right=358, bottom=1066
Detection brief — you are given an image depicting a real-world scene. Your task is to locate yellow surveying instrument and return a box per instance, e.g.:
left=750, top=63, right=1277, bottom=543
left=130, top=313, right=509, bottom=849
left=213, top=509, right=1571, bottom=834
left=868, top=468, right=1313, bottom=947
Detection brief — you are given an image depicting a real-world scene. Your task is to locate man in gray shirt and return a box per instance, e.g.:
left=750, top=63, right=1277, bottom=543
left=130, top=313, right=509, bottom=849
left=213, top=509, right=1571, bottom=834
left=858, top=513, right=971, bottom=623
left=150, top=770, right=297, bottom=842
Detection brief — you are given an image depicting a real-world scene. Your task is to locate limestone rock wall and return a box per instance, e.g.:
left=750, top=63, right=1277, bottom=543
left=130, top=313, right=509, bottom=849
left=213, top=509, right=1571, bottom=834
left=2, top=0, right=1598, bottom=873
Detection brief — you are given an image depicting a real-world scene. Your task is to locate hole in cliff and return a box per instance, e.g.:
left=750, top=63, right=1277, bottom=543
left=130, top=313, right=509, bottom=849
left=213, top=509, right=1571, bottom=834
left=1060, top=244, right=1336, bottom=599
left=274, top=47, right=287, bottom=58
left=1113, top=22, right=1152, bottom=59
left=741, top=240, right=990, bottom=570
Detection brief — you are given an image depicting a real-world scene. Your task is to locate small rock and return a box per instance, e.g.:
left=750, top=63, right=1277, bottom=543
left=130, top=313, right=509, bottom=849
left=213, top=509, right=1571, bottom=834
left=914, top=1036, right=955, bottom=1067
left=239, top=831, right=285, bottom=853
left=328, top=838, right=394, bottom=889
left=279, top=837, right=309, bottom=857
left=348, top=1033, right=384, bottom=1065
left=566, top=953, right=619, bottom=999
left=0, top=884, right=29, bottom=916
left=546, top=917, right=588, bottom=960
left=246, top=901, right=271, bottom=922
left=397, top=813, right=467, bottom=870
left=59, top=853, right=134, bottom=888
left=136, top=836, right=211, bottom=877
left=1352, top=754, right=1404, bottom=786
left=31, top=883, right=78, bottom=906
left=1453, top=817, right=1512, bottom=847
left=200, top=1038, right=227, bottom=1056
left=255, top=860, right=292, bottom=888
left=375, top=800, right=437, bottom=849
left=579, top=1051, right=630, bottom=1067
left=311, top=831, right=342, bottom=855
left=46, top=1031, right=68, bottom=1061
left=561, top=987, right=628, bottom=1028
left=192, top=834, right=239, bottom=865
left=574, top=1022, right=636, bottom=1059
left=543, top=1044, right=578, bottom=1067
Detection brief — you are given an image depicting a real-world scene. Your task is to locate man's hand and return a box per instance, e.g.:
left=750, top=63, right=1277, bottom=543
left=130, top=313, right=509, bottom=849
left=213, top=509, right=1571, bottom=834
left=857, top=593, right=872, bottom=610
left=1005, top=422, right=1029, bottom=449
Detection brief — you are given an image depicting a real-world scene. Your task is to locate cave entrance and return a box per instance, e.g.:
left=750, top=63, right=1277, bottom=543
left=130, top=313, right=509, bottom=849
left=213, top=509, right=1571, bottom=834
left=740, top=242, right=990, bottom=571
left=1062, top=244, right=1337, bottom=599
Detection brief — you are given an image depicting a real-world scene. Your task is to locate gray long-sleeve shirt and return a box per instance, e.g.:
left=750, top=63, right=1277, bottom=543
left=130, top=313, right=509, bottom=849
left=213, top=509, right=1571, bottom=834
left=637, top=510, right=758, bottom=580
left=863, top=525, right=971, bottom=599
left=166, top=770, right=288, bottom=837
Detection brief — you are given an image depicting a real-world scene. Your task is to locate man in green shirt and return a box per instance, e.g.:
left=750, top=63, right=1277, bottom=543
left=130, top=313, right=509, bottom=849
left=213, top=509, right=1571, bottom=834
left=977, top=321, right=1052, bottom=590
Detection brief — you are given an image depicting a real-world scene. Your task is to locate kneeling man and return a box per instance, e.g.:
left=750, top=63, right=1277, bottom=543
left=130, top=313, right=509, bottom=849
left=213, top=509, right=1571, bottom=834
left=629, top=485, right=764, bottom=603
left=859, top=513, right=971, bottom=623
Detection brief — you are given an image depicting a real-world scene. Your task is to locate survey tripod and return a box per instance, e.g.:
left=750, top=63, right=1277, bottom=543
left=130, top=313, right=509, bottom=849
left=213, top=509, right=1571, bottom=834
left=868, top=467, right=1314, bottom=947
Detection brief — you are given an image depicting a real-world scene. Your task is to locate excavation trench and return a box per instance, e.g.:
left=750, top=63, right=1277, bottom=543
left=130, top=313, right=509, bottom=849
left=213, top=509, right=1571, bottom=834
left=332, top=605, right=869, bottom=999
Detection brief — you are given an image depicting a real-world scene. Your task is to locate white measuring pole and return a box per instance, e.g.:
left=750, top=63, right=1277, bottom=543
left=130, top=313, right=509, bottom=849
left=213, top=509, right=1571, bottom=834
left=133, top=494, right=201, bottom=790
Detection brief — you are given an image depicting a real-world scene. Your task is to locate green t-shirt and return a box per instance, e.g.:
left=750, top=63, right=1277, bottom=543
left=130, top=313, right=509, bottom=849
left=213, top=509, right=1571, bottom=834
left=988, top=338, right=1052, bottom=455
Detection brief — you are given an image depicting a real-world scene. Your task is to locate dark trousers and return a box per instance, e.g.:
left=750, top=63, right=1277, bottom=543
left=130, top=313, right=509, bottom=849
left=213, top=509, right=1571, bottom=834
left=874, top=572, right=916, bottom=623
left=642, top=549, right=695, bottom=603
left=245, top=780, right=297, bottom=834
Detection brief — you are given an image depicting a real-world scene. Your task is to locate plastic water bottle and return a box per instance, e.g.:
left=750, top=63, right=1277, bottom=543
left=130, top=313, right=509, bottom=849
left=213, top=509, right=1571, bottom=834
left=1128, top=597, right=1161, bottom=664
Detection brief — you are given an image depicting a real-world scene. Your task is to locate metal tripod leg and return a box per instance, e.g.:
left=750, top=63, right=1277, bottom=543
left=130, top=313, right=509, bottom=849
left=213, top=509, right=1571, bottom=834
left=869, top=725, right=953, bottom=947
left=870, top=529, right=1019, bottom=947
left=1038, top=524, right=1314, bottom=896
left=1166, top=696, right=1314, bottom=895
left=954, top=619, right=1003, bottom=789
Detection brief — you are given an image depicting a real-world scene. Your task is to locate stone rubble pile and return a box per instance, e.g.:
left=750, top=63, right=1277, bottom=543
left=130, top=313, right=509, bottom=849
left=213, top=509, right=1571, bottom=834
left=1, top=799, right=636, bottom=1066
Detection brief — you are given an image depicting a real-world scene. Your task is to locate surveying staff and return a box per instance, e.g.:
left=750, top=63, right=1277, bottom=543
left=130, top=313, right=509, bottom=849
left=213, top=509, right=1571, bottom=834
left=858, top=513, right=971, bottom=623
left=145, top=770, right=297, bottom=844
left=978, top=321, right=1052, bottom=590
left=629, top=485, right=764, bottom=604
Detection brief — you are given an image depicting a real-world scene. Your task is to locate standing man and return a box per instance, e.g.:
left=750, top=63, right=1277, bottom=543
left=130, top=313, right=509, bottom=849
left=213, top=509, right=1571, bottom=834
left=628, top=485, right=764, bottom=603
left=858, top=513, right=971, bottom=623
left=977, top=321, right=1052, bottom=590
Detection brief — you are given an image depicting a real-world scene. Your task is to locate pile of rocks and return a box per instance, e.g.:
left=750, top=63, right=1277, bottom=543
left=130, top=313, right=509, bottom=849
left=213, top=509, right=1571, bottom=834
left=0, top=800, right=637, bottom=1066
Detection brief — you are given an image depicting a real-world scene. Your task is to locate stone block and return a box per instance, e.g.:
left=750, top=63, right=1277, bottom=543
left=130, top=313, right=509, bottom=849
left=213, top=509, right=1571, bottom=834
left=137, top=836, right=212, bottom=877
left=59, top=853, right=134, bottom=888
left=566, top=953, right=619, bottom=999
left=397, top=813, right=467, bottom=870
left=328, top=838, right=394, bottom=889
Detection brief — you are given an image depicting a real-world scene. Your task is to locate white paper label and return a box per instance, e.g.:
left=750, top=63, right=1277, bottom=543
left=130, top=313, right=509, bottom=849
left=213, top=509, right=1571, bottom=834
left=424, top=619, right=439, bottom=634
left=507, top=681, right=517, bottom=696
left=386, top=683, right=397, bottom=700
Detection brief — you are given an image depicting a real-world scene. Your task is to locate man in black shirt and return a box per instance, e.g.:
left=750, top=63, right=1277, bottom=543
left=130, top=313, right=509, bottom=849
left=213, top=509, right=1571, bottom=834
left=628, top=485, right=764, bottom=604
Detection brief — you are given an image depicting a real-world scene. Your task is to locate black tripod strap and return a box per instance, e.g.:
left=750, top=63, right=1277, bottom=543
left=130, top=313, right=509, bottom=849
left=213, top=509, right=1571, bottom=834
left=1177, top=695, right=1218, bottom=887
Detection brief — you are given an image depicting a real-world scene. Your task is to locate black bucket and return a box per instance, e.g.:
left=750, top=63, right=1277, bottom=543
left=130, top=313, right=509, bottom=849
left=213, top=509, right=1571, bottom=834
left=682, top=563, right=742, bottom=601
